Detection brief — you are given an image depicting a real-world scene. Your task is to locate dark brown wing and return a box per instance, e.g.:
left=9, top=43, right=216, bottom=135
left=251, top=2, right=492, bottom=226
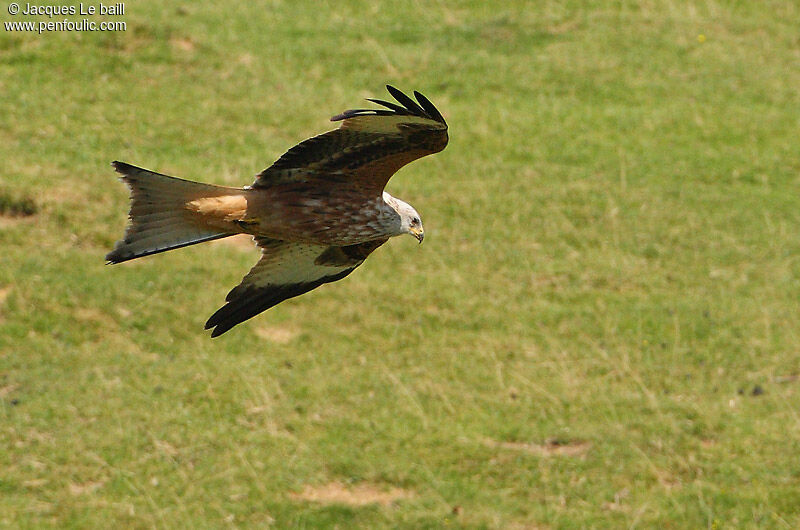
left=252, top=86, right=448, bottom=194
left=205, top=237, right=387, bottom=337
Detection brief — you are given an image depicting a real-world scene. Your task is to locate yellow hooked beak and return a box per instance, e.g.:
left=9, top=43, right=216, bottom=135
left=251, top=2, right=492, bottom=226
left=410, top=226, right=424, bottom=244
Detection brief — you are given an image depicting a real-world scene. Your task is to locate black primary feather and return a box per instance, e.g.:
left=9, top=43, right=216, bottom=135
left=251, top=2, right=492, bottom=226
left=385, top=85, right=427, bottom=116
left=331, top=86, right=446, bottom=125
left=366, top=98, right=412, bottom=115
left=413, top=90, right=446, bottom=124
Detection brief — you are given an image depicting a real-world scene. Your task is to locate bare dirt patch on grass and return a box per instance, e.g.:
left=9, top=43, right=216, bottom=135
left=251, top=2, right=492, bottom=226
left=484, top=438, right=592, bottom=457
left=254, top=324, right=299, bottom=344
left=290, top=481, right=414, bottom=507
left=170, top=37, right=196, bottom=52
left=69, top=479, right=107, bottom=496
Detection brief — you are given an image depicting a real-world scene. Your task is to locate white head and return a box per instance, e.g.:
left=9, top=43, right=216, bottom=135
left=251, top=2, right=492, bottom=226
left=383, top=192, right=424, bottom=243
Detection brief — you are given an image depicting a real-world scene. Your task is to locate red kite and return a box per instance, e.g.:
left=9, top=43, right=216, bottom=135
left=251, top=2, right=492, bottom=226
left=107, top=86, right=448, bottom=336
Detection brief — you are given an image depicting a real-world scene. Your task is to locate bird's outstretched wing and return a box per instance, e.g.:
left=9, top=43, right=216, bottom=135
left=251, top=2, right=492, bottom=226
left=253, top=85, right=448, bottom=194
left=205, top=236, right=386, bottom=337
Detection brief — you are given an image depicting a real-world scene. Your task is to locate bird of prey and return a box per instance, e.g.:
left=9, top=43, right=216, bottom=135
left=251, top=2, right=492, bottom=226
left=107, top=86, right=448, bottom=337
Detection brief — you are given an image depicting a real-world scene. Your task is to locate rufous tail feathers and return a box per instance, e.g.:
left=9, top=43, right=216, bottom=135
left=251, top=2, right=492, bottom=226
left=106, top=161, right=248, bottom=263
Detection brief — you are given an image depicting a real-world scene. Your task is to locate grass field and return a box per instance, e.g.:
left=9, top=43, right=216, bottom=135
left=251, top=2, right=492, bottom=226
left=2, top=1, right=800, bottom=527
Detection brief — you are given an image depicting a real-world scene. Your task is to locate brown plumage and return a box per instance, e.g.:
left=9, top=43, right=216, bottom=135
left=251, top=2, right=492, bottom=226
left=107, top=86, right=448, bottom=336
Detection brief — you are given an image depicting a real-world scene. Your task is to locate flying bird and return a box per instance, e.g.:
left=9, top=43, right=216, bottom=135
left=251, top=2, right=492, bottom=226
left=107, top=86, right=448, bottom=337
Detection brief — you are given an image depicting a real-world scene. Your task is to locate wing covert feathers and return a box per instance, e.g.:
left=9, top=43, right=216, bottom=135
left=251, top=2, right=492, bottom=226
left=254, top=86, right=448, bottom=191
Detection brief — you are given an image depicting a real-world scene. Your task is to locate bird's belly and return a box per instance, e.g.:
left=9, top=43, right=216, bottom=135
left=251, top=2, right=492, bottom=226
left=247, top=192, right=393, bottom=245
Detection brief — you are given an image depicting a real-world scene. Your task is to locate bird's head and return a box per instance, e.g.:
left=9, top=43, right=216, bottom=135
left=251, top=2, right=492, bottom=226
left=404, top=211, right=425, bottom=244
left=384, top=193, right=424, bottom=243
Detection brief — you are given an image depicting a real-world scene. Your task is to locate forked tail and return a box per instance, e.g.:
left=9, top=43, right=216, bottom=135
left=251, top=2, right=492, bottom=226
left=106, top=161, right=239, bottom=264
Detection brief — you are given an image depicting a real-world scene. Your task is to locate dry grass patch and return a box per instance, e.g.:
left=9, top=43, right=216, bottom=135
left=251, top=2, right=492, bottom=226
left=0, top=383, right=21, bottom=398
left=290, top=482, right=414, bottom=507
left=0, top=285, right=11, bottom=305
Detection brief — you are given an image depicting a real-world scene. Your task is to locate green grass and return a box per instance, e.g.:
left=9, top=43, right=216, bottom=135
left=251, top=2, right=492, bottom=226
left=2, top=0, right=800, bottom=527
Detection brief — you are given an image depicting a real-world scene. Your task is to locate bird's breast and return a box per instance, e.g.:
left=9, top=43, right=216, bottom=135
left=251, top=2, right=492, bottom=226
left=245, top=188, right=396, bottom=245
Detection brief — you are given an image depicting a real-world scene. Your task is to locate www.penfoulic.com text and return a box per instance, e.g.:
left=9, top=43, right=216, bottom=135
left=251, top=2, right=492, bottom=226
left=5, top=18, right=126, bottom=33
